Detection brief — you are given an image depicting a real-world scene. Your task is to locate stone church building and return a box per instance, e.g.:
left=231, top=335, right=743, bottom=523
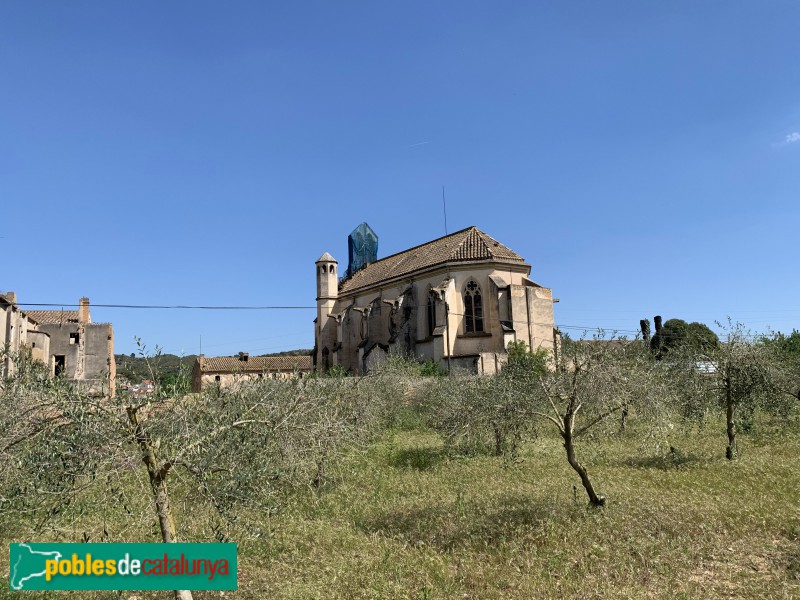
left=314, top=224, right=557, bottom=375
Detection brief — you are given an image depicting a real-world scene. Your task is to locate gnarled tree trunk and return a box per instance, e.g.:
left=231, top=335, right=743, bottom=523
left=493, top=422, right=504, bottom=456
left=127, top=407, right=194, bottom=600
left=563, top=413, right=605, bottom=507
left=725, top=385, right=736, bottom=460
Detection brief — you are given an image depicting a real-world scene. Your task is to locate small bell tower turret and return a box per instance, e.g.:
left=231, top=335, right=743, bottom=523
left=315, top=252, right=338, bottom=372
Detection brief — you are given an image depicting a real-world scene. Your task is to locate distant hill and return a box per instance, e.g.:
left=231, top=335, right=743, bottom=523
left=257, top=349, right=313, bottom=357
left=115, top=353, right=198, bottom=384
left=115, top=349, right=313, bottom=384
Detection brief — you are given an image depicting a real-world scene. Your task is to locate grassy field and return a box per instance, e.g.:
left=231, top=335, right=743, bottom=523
left=3, top=416, right=800, bottom=599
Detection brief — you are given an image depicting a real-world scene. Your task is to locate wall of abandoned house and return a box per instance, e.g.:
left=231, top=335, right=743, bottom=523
left=1, top=299, right=23, bottom=349
left=84, top=323, right=115, bottom=396
left=1, top=294, right=114, bottom=390
left=1, top=298, right=19, bottom=377
left=38, top=322, right=115, bottom=395
left=1, top=294, right=35, bottom=377
left=39, top=323, right=84, bottom=379
left=27, top=330, right=51, bottom=367
left=1, top=293, right=53, bottom=377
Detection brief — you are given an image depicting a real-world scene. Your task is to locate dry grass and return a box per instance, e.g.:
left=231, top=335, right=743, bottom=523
left=237, top=421, right=800, bottom=599
left=2, top=419, right=799, bottom=599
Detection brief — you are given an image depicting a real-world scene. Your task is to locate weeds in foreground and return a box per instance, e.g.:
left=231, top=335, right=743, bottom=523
left=1, top=346, right=798, bottom=599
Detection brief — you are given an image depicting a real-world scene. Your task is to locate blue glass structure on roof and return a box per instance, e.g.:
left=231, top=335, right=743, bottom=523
left=346, top=222, right=378, bottom=279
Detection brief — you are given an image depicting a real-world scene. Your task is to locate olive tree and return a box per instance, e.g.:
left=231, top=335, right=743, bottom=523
left=422, top=341, right=548, bottom=458
left=424, top=372, right=534, bottom=457
left=762, top=329, right=800, bottom=416
left=0, top=348, right=390, bottom=600
left=423, top=336, right=672, bottom=506
left=531, top=337, right=671, bottom=506
left=678, top=322, right=778, bottom=459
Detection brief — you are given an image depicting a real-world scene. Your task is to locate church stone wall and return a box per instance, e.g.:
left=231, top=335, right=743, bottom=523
left=322, top=263, right=553, bottom=375
left=315, top=236, right=556, bottom=375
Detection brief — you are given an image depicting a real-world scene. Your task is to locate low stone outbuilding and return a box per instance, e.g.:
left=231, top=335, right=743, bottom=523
left=191, top=353, right=313, bottom=392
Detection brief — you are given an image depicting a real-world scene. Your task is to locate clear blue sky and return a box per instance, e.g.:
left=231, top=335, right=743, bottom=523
left=3, top=2, right=799, bottom=356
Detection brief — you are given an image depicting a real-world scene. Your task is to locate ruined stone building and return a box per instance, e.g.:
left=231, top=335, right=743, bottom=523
left=1, top=291, right=51, bottom=378
left=314, top=224, right=557, bottom=375
left=191, top=353, right=313, bottom=392
left=26, top=297, right=116, bottom=395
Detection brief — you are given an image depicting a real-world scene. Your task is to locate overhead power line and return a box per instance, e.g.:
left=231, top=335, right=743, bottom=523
left=17, top=303, right=316, bottom=310
left=556, top=324, right=641, bottom=334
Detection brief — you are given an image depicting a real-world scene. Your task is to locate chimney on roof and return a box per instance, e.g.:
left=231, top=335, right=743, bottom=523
left=79, top=297, right=91, bottom=324
left=5, top=292, right=16, bottom=304
left=238, top=352, right=249, bottom=361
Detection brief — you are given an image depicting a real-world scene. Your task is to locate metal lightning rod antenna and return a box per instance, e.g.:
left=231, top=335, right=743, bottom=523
left=442, top=186, right=448, bottom=236
left=442, top=185, right=452, bottom=375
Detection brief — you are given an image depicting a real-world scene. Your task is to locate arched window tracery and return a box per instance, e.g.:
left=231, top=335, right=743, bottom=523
left=463, top=279, right=483, bottom=333
left=427, top=292, right=437, bottom=337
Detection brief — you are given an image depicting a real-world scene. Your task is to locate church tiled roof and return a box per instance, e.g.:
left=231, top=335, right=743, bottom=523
left=25, top=310, right=81, bottom=324
left=338, top=226, right=526, bottom=294
left=198, top=355, right=313, bottom=373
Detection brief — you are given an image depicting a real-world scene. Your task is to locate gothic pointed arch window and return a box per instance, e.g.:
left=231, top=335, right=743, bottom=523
left=322, top=347, right=330, bottom=371
left=427, top=291, right=437, bottom=337
left=463, top=279, right=484, bottom=333
left=370, top=298, right=381, bottom=316
left=368, top=298, right=381, bottom=339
